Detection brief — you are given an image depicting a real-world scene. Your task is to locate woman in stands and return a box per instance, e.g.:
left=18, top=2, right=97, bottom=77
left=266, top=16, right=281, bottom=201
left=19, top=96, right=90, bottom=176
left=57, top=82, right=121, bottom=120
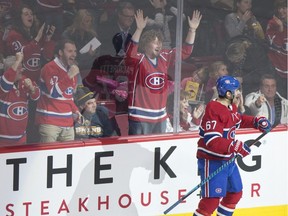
left=4, top=4, right=55, bottom=83
left=62, top=9, right=99, bottom=71
left=4, top=4, right=56, bottom=143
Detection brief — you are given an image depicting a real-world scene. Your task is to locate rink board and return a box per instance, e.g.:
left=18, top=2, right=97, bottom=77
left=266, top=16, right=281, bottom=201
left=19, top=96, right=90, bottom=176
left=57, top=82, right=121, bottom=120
left=0, top=127, right=287, bottom=216
left=171, top=205, right=288, bottom=216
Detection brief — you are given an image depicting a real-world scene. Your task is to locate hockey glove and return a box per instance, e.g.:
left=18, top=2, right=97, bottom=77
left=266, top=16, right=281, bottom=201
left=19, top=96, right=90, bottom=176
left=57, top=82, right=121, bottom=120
left=232, top=140, right=251, bottom=158
left=254, top=116, right=271, bottom=133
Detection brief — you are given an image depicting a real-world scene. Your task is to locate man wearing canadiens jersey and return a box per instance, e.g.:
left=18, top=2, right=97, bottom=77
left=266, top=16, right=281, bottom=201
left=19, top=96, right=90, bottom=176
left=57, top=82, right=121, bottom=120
left=0, top=52, right=40, bottom=145
left=125, top=9, right=202, bottom=135
left=193, top=75, right=272, bottom=216
left=36, top=39, right=82, bottom=143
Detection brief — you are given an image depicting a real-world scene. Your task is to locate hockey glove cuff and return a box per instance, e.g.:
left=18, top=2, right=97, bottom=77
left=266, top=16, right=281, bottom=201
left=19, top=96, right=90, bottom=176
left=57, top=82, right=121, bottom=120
left=232, top=140, right=251, bottom=158
left=254, top=116, right=271, bottom=133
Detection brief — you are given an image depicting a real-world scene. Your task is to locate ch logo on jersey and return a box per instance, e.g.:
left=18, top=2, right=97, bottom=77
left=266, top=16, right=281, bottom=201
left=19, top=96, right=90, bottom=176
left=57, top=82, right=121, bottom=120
left=24, top=53, right=41, bottom=71
left=65, top=87, right=74, bottom=95
left=7, top=102, right=28, bottom=121
left=145, top=72, right=165, bottom=90
left=227, top=125, right=236, bottom=139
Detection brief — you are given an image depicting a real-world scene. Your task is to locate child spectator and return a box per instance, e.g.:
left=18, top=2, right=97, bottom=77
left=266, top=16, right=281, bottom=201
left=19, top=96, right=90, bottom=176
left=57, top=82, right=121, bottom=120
left=181, top=66, right=209, bottom=102
left=166, top=90, right=205, bottom=132
left=74, top=85, right=119, bottom=139
left=205, top=61, right=229, bottom=103
left=0, top=52, right=40, bottom=145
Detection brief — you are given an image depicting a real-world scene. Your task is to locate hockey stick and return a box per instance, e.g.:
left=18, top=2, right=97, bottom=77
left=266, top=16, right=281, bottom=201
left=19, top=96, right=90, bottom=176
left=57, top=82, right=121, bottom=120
left=163, top=130, right=270, bottom=215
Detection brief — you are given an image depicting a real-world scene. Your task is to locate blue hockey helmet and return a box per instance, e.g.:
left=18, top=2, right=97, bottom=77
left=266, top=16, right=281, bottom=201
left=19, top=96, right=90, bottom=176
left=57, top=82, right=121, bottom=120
left=216, top=75, right=240, bottom=97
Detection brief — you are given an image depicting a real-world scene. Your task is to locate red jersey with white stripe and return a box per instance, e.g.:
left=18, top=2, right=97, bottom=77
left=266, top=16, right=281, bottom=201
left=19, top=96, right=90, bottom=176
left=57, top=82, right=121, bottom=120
left=125, top=40, right=193, bottom=123
left=4, top=29, right=55, bottom=82
left=266, top=19, right=288, bottom=78
left=197, top=100, right=255, bottom=160
left=35, top=58, right=78, bottom=127
left=0, top=68, right=40, bottom=145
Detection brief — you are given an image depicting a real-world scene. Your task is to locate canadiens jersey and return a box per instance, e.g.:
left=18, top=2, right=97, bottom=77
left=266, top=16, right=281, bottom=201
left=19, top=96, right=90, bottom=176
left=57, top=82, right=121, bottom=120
left=197, top=100, right=255, bottom=160
left=266, top=19, right=288, bottom=78
left=35, top=58, right=78, bottom=127
left=125, top=40, right=193, bottom=123
left=4, top=29, right=55, bottom=82
left=0, top=68, right=40, bottom=145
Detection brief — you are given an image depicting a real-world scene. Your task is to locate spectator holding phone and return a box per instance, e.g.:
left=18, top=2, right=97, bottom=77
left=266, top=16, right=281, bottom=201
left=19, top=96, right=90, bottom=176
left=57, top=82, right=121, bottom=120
left=36, top=0, right=63, bottom=40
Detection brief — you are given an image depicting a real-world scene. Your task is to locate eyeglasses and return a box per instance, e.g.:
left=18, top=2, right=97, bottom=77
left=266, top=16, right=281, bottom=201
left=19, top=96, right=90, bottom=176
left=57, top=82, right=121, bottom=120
left=119, top=13, right=134, bottom=19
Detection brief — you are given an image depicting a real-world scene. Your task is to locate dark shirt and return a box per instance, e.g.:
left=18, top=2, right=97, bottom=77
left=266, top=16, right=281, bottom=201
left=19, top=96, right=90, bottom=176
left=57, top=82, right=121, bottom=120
left=74, top=105, right=119, bottom=139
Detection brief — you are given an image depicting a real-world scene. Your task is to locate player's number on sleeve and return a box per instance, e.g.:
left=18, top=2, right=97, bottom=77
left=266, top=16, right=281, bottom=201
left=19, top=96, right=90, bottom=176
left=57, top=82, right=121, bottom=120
left=206, top=120, right=217, bottom=130
left=50, top=76, right=58, bottom=85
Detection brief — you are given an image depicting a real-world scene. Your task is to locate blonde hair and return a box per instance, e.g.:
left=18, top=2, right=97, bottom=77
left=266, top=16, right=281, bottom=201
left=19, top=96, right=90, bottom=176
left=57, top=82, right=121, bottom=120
left=180, top=90, right=190, bottom=100
left=208, top=61, right=226, bottom=78
left=225, top=40, right=251, bottom=63
left=67, top=9, right=97, bottom=37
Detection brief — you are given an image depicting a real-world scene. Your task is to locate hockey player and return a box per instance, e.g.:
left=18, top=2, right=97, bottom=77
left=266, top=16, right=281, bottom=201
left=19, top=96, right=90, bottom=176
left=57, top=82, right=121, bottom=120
left=125, top=9, right=202, bottom=135
left=193, top=75, right=271, bottom=216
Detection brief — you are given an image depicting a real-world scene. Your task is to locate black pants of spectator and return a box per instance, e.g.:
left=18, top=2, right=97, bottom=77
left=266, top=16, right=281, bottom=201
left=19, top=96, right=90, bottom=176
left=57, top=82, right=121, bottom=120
left=26, top=99, right=40, bottom=144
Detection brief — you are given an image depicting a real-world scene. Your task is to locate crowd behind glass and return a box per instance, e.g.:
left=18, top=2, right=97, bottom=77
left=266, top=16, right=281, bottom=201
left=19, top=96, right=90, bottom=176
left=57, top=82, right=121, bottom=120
left=0, top=0, right=287, bottom=146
